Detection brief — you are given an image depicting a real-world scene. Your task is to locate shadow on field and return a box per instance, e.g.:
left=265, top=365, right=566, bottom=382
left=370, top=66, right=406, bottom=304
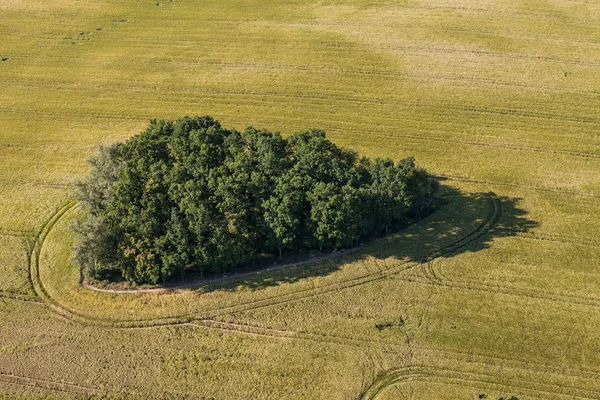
left=178, top=183, right=538, bottom=294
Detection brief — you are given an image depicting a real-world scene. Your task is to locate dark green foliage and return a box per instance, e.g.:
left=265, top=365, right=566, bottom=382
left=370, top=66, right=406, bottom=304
left=74, top=116, right=438, bottom=284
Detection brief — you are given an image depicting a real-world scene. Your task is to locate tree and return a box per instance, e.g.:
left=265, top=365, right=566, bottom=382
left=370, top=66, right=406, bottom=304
left=73, top=116, right=438, bottom=284
left=308, top=183, right=363, bottom=249
left=73, top=143, right=125, bottom=279
left=263, top=173, right=304, bottom=257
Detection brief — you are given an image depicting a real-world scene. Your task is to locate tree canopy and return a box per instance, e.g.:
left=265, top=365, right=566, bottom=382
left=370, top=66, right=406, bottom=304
left=74, top=116, right=438, bottom=284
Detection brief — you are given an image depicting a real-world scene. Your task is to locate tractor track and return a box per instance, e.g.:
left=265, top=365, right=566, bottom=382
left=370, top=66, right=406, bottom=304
left=502, top=231, right=600, bottom=247
left=0, top=371, right=101, bottom=397
left=418, top=251, right=600, bottom=310
left=3, top=103, right=600, bottom=163
left=30, top=186, right=500, bottom=328
left=438, top=175, right=600, bottom=199
left=359, top=365, right=600, bottom=400
left=23, top=183, right=600, bottom=398
left=26, top=180, right=600, bottom=325
left=0, top=291, right=40, bottom=303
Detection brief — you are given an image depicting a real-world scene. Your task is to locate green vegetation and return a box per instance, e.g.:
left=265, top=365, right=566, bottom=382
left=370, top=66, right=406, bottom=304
left=1, top=0, right=600, bottom=398
left=75, top=116, right=437, bottom=284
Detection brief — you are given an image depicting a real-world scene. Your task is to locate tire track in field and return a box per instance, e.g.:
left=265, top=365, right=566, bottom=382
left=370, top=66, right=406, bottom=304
left=3, top=73, right=600, bottom=119
left=360, top=131, right=600, bottom=161
left=0, top=230, right=26, bottom=237
left=427, top=347, right=600, bottom=382
left=28, top=193, right=600, bottom=397
left=81, top=21, right=600, bottom=48
left=360, top=365, right=600, bottom=400
left=364, top=44, right=600, bottom=68
left=190, top=316, right=600, bottom=398
left=0, top=372, right=101, bottom=397
left=500, top=231, right=600, bottom=247
left=0, top=107, right=144, bottom=121
left=416, top=223, right=600, bottom=309
left=438, top=175, right=600, bottom=199
left=8, top=76, right=600, bottom=116
left=182, top=319, right=600, bottom=396
left=5, top=81, right=600, bottom=141
left=8, top=41, right=600, bottom=68
left=408, top=184, right=600, bottom=310
left=3, top=106, right=600, bottom=163
left=4, top=54, right=600, bottom=94
left=31, top=186, right=501, bottom=328
left=7, top=78, right=599, bottom=131
left=259, top=20, right=600, bottom=47
left=0, top=291, right=40, bottom=303
left=419, top=235, right=600, bottom=309
left=186, top=320, right=407, bottom=350
left=4, top=79, right=600, bottom=130
left=0, top=230, right=38, bottom=303
left=7, top=8, right=600, bottom=47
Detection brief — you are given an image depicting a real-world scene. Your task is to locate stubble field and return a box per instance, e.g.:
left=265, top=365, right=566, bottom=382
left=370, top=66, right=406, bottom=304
left=1, top=0, right=600, bottom=398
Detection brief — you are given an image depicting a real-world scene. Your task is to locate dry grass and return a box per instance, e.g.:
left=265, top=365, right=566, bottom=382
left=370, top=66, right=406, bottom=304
left=0, top=0, right=599, bottom=398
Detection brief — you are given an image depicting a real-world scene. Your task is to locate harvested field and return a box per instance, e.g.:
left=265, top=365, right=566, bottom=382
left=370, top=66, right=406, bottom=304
left=1, top=0, right=600, bottom=398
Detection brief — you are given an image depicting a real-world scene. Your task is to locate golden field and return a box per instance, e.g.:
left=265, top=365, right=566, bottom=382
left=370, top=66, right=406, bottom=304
left=1, top=0, right=600, bottom=398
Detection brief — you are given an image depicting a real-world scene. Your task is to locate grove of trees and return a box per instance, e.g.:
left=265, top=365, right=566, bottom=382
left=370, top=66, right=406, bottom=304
left=74, top=116, right=438, bottom=284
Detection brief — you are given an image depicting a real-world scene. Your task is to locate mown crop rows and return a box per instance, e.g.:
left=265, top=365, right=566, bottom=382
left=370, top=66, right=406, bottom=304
left=1, top=0, right=600, bottom=398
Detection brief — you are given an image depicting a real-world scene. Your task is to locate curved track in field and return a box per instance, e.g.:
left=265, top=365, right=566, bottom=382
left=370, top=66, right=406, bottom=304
left=29, top=185, right=502, bottom=328
left=21, top=183, right=600, bottom=398
left=360, top=365, right=600, bottom=400
left=30, top=181, right=600, bottom=327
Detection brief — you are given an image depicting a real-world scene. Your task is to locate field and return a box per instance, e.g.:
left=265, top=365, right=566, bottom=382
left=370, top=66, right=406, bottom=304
left=1, top=0, right=600, bottom=398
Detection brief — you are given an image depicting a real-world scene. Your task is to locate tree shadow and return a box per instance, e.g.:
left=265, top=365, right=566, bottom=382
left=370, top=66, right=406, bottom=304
left=168, top=183, right=538, bottom=294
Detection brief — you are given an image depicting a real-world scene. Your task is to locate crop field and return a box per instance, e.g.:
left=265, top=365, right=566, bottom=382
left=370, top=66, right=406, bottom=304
left=1, top=0, right=600, bottom=398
